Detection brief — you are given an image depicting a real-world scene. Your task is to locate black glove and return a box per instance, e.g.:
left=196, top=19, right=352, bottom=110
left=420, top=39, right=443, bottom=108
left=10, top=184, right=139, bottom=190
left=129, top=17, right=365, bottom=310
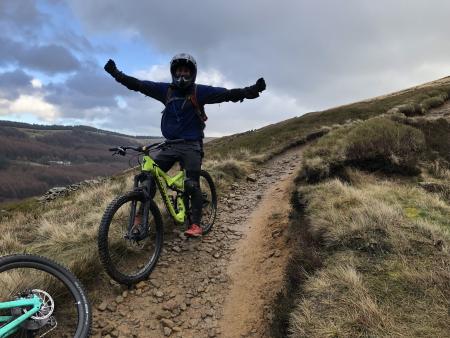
left=255, top=78, right=266, bottom=92
left=226, top=78, right=266, bottom=102
left=242, top=78, right=266, bottom=100
left=104, top=59, right=118, bottom=76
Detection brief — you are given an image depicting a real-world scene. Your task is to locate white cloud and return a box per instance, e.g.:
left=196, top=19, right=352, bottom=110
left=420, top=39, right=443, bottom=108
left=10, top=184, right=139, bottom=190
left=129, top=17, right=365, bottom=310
left=205, top=90, right=305, bottom=137
left=2, top=94, right=60, bottom=122
left=196, top=69, right=235, bottom=88
left=134, top=64, right=169, bottom=82
left=133, top=64, right=235, bottom=88
left=31, top=78, right=42, bottom=88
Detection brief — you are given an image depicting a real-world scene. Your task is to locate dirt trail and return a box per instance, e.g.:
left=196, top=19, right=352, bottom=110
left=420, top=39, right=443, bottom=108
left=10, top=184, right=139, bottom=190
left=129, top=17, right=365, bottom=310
left=427, top=100, right=450, bottom=121
left=91, top=146, right=303, bottom=338
left=219, top=156, right=300, bottom=338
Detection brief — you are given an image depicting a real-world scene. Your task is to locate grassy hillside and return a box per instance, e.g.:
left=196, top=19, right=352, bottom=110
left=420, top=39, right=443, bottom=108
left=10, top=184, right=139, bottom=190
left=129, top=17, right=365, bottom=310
left=270, top=80, right=450, bottom=337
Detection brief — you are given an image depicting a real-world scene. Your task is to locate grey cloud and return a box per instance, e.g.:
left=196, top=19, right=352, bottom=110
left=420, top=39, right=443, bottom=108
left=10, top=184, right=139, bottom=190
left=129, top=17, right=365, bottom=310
left=97, top=95, right=164, bottom=136
left=0, top=0, right=47, bottom=39
left=0, top=0, right=95, bottom=75
left=17, top=44, right=81, bottom=74
left=45, top=64, right=133, bottom=115
left=0, top=70, right=33, bottom=100
left=70, top=0, right=450, bottom=110
left=0, top=36, right=81, bottom=74
left=0, top=37, right=24, bottom=67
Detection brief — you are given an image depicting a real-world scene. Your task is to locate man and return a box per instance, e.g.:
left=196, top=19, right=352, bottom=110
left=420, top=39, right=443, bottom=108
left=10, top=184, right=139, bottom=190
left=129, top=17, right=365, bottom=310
left=104, top=53, right=266, bottom=237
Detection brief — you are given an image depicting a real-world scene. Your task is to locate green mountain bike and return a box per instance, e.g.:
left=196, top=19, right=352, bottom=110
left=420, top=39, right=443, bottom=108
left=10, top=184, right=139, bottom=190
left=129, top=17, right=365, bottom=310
left=0, top=254, right=91, bottom=338
left=98, top=139, right=217, bottom=285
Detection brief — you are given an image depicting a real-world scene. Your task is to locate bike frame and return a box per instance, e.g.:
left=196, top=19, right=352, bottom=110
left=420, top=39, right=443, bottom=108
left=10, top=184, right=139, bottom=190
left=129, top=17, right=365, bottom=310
left=141, top=154, right=187, bottom=224
left=0, top=295, right=42, bottom=337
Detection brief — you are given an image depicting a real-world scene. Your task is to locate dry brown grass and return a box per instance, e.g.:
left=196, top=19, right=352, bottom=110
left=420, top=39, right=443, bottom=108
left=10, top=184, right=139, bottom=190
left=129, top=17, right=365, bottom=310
left=288, top=176, right=450, bottom=337
left=0, top=176, right=131, bottom=282
left=290, top=261, right=397, bottom=337
left=299, top=117, right=427, bottom=182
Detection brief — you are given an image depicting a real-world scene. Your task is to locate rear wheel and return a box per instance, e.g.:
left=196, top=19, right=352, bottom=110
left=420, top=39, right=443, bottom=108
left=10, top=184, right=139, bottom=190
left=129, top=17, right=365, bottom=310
left=197, top=170, right=217, bottom=234
left=0, top=254, right=91, bottom=338
left=98, top=191, right=163, bottom=285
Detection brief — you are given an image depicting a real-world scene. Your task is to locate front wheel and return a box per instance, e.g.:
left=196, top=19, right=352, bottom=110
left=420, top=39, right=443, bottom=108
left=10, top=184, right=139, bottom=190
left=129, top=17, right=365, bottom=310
left=197, top=170, right=217, bottom=235
left=98, top=191, right=163, bottom=286
left=0, top=254, right=91, bottom=338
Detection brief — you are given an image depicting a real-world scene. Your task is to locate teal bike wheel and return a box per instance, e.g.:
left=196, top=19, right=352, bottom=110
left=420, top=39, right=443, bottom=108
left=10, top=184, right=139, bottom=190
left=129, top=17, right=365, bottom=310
left=0, top=254, right=91, bottom=338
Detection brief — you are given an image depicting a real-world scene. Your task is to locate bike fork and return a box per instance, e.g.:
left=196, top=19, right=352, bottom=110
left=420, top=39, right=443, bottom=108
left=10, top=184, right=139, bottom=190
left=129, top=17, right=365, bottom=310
left=125, top=177, right=152, bottom=240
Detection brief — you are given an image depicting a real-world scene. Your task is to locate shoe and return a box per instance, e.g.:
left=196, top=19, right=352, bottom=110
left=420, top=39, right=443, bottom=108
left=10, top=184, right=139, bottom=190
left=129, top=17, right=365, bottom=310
left=185, top=223, right=203, bottom=237
left=131, top=214, right=143, bottom=237
left=133, top=214, right=142, bottom=226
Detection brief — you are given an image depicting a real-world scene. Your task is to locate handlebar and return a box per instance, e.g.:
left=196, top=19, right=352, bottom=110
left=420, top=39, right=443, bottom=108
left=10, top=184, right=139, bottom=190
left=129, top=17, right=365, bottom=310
left=109, top=139, right=186, bottom=156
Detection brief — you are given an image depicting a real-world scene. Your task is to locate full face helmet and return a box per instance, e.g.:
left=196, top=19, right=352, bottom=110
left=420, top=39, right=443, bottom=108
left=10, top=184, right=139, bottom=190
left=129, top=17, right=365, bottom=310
left=170, top=53, right=197, bottom=89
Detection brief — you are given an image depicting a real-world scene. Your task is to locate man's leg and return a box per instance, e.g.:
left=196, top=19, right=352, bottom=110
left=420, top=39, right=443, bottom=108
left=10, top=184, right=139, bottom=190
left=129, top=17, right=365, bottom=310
left=178, top=142, right=203, bottom=236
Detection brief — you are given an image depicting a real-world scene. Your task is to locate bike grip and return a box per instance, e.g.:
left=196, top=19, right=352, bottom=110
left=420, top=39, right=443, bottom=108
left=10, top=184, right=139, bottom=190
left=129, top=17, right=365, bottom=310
left=109, top=147, right=118, bottom=151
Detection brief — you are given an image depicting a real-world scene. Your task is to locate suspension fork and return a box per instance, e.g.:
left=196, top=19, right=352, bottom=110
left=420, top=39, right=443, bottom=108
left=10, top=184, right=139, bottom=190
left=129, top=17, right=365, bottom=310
left=126, top=174, right=152, bottom=239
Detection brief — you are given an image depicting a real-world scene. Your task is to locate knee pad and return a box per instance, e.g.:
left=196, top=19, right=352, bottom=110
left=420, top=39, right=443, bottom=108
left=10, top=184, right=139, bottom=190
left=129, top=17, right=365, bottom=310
left=184, top=178, right=200, bottom=194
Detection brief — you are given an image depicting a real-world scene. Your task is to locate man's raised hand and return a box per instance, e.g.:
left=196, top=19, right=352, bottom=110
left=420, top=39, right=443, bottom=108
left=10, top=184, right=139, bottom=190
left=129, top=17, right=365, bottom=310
left=255, top=78, right=266, bottom=92
left=104, top=59, right=118, bottom=75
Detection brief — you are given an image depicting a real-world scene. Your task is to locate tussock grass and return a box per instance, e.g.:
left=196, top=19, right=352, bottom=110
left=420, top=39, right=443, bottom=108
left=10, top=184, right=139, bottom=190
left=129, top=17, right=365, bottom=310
left=300, top=117, right=426, bottom=182
left=427, top=160, right=450, bottom=180
left=287, top=177, right=450, bottom=337
left=397, top=103, right=423, bottom=116
left=406, top=117, right=450, bottom=162
left=0, top=177, right=129, bottom=282
left=291, top=262, right=397, bottom=337
left=389, top=86, right=450, bottom=116
left=205, top=158, right=253, bottom=181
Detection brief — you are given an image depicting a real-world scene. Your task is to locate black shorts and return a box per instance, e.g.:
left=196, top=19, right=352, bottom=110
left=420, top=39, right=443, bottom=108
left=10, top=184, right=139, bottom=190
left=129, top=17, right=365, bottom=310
left=151, top=140, right=202, bottom=180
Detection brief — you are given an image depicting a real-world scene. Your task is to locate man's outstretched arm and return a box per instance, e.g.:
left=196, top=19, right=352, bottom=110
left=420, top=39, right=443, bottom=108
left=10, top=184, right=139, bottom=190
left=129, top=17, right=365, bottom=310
left=201, top=78, right=266, bottom=104
left=104, top=59, right=167, bottom=102
left=104, top=59, right=143, bottom=91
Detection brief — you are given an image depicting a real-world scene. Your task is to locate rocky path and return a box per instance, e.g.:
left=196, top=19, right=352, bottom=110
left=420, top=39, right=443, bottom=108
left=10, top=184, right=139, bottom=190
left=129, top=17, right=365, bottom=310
left=91, top=146, right=303, bottom=338
left=428, top=100, right=450, bottom=121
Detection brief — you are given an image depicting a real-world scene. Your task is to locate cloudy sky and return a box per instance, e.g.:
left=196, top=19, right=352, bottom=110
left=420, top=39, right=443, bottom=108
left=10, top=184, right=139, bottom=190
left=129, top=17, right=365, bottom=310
left=1, top=0, right=450, bottom=136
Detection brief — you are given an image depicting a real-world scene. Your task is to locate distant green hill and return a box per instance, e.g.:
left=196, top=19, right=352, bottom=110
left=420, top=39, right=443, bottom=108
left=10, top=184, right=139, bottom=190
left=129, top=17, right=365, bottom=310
left=0, top=120, right=159, bottom=139
left=0, top=120, right=162, bottom=203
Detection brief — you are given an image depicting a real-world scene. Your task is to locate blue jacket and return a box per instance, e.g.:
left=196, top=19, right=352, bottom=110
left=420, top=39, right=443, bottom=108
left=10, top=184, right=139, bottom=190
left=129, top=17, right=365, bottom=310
left=112, top=73, right=260, bottom=140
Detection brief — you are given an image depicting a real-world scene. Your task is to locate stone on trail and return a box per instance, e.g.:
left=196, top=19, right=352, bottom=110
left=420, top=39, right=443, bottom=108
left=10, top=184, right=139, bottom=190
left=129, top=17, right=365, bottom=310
left=117, top=324, right=131, bottom=336
left=154, top=290, right=164, bottom=298
left=163, top=300, right=178, bottom=311
left=161, top=318, right=175, bottom=328
left=106, top=302, right=117, bottom=312
left=97, top=301, right=108, bottom=311
left=246, top=174, right=257, bottom=182
left=135, top=281, right=147, bottom=289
